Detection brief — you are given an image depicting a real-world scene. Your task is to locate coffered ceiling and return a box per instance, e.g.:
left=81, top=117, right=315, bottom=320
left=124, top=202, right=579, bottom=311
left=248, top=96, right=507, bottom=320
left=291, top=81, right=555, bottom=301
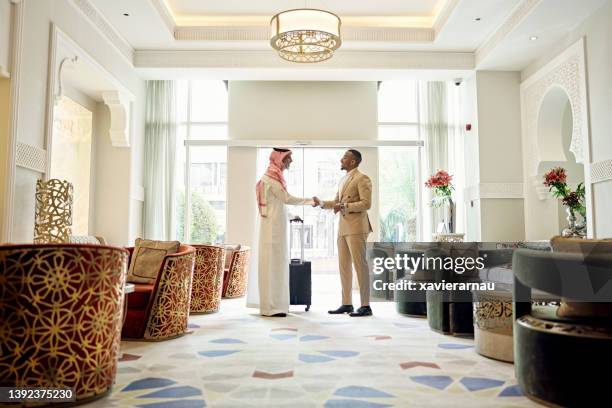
left=84, top=0, right=609, bottom=79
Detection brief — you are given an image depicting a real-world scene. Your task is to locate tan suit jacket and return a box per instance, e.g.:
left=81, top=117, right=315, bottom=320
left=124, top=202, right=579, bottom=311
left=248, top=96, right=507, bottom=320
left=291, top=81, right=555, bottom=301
left=323, top=169, right=373, bottom=236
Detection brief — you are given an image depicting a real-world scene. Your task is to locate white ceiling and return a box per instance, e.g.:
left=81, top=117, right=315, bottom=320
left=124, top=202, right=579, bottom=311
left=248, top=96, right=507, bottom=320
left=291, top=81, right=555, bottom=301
left=87, top=0, right=610, bottom=79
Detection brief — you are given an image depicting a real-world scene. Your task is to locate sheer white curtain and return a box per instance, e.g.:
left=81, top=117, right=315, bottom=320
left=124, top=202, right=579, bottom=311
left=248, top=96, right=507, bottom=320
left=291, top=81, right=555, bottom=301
left=143, top=81, right=176, bottom=240
left=420, top=82, right=448, bottom=237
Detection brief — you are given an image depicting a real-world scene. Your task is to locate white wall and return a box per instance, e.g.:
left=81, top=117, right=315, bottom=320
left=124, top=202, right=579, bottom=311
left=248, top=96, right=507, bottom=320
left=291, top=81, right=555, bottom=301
left=229, top=81, right=378, bottom=141
left=7, top=0, right=145, bottom=244
left=462, top=71, right=525, bottom=242
left=522, top=0, right=612, bottom=238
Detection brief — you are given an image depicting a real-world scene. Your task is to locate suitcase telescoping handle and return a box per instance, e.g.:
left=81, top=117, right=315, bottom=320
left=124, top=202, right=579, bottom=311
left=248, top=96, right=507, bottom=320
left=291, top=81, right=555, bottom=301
left=290, top=216, right=304, bottom=264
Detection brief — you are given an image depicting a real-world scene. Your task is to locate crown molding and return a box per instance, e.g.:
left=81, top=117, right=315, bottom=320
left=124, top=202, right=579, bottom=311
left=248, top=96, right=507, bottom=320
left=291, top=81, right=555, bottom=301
left=475, top=0, right=542, bottom=67
left=134, top=50, right=474, bottom=70
left=151, top=0, right=176, bottom=34
left=433, top=0, right=460, bottom=36
left=70, top=0, right=134, bottom=64
left=174, top=26, right=434, bottom=43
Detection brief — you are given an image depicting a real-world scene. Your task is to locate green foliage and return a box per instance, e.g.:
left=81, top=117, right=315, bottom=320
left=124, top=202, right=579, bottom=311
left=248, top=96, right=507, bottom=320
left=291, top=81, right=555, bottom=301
left=175, top=190, right=218, bottom=243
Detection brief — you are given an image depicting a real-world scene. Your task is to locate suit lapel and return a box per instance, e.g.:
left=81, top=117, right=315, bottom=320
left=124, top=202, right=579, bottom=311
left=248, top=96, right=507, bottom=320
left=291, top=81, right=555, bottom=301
left=340, top=170, right=359, bottom=200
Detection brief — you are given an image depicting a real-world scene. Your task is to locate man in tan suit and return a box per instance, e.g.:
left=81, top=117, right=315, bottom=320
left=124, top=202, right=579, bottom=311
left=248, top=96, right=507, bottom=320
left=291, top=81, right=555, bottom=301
left=314, top=149, right=373, bottom=317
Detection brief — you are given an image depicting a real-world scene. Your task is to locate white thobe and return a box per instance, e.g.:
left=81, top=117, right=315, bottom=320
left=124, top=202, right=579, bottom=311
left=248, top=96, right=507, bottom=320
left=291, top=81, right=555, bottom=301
left=247, top=175, right=313, bottom=316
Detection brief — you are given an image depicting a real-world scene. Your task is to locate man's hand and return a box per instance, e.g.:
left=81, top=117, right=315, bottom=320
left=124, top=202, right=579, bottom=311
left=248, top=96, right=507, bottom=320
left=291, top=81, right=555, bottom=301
left=333, top=203, right=343, bottom=214
left=312, top=196, right=321, bottom=207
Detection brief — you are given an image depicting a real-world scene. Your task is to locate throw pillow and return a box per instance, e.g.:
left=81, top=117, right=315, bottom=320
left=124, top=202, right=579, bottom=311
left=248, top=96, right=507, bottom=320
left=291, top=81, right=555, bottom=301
left=127, top=238, right=180, bottom=284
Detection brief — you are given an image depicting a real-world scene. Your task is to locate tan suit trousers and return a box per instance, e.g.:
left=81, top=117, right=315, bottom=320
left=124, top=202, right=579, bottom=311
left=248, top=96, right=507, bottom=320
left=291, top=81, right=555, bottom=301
left=337, top=233, right=370, bottom=306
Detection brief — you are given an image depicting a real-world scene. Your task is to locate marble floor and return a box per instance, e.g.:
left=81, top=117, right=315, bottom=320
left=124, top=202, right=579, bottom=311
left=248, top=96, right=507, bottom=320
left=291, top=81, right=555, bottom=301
left=90, top=276, right=540, bottom=408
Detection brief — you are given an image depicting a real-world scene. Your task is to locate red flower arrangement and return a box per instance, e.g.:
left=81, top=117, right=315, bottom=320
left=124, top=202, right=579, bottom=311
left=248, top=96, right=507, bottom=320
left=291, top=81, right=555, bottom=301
left=543, top=167, right=585, bottom=216
left=425, top=170, right=454, bottom=206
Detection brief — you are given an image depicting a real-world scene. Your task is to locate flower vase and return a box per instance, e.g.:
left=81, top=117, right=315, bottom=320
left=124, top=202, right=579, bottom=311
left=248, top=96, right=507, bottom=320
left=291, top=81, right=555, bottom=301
left=445, top=199, right=456, bottom=234
left=562, top=207, right=586, bottom=238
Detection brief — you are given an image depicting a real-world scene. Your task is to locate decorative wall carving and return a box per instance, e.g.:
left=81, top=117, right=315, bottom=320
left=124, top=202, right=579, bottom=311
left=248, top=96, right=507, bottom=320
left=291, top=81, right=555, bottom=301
left=591, top=160, right=612, bottom=184
left=521, top=38, right=589, bottom=177
left=34, top=179, right=73, bottom=243
left=15, top=142, right=46, bottom=173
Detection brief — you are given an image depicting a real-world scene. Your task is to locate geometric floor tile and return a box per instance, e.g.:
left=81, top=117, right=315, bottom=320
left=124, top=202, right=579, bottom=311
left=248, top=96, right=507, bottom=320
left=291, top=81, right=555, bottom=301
left=334, top=386, right=395, bottom=398
left=319, top=350, right=360, bottom=358
left=437, top=343, right=475, bottom=350
left=210, top=338, right=246, bottom=344
left=410, top=375, right=454, bottom=390
left=271, top=334, right=298, bottom=340
left=299, top=353, right=335, bottom=363
left=399, top=361, right=440, bottom=370
left=300, top=335, right=330, bottom=341
left=139, top=386, right=203, bottom=398
left=122, top=378, right=178, bottom=392
left=460, top=377, right=505, bottom=392
left=136, top=400, right=206, bottom=408
left=498, top=384, right=524, bottom=397
left=324, top=399, right=392, bottom=408
left=252, top=370, right=294, bottom=380
left=119, top=353, right=142, bottom=362
left=197, top=350, right=241, bottom=357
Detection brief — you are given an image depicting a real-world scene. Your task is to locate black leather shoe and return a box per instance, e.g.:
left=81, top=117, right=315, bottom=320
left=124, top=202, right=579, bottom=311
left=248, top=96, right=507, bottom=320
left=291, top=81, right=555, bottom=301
left=270, top=313, right=287, bottom=317
left=328, top=305, right=354, bottom=314
left=349, top=306, right=372, bottom=317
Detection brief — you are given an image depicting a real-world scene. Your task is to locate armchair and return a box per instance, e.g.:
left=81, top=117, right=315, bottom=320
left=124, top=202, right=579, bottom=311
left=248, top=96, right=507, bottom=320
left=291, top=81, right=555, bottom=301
left=513, top=248, right=612, bottom=406
left=122, top=245, right=195, bottom=340
left=0, top=243, right=128, bottom=405
left=222, top=245, right=250, bottom=298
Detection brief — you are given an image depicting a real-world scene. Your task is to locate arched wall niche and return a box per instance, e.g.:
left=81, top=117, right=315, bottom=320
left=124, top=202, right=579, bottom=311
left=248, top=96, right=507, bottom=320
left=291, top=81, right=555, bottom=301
left=520, top=38, right=593, bottom=239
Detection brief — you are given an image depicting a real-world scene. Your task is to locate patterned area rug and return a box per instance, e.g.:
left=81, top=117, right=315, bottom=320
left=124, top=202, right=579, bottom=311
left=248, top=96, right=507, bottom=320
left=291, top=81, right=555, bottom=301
left=89, top=276, right=540, bottom=408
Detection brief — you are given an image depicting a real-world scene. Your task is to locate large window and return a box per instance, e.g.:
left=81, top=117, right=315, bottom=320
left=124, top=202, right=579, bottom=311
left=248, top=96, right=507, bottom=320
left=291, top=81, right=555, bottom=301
left=377, top=81, right=423, bottom=241
left=175, top=81, right=228, bottom=243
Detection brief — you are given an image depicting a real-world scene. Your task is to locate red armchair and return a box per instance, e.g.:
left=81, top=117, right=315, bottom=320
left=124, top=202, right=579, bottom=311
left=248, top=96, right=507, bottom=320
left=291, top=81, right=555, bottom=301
left=222, top=245, right=250, bottom=298
left=190, top=244, right=226, bottom=314
left=0, top=243, right=128, bottom=405
left=122, top=245, right=195, bottom=340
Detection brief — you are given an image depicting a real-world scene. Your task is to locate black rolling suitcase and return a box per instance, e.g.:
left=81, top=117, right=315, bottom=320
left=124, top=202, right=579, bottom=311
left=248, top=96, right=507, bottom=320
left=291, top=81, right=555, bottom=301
left=289, top=216, right=311, bottom=311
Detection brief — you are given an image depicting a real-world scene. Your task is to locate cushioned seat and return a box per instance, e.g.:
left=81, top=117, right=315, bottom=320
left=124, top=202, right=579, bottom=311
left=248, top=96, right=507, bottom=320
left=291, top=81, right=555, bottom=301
left=122, top=244, right=196, bottom=340
left=0, top=243, right=128, bottom=405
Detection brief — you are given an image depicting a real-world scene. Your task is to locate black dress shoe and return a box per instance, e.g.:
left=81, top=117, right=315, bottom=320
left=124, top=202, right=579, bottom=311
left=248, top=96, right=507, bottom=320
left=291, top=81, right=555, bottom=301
left=328, top=305, right=354, bottom=314
left=349, top=306, right=372, bottom=317
left=269, top=313, right=287, bottom=317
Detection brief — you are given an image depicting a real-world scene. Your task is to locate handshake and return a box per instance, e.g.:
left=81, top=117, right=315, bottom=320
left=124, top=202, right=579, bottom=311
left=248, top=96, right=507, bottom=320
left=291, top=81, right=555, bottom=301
left=312, top=197, right=345, bottom=214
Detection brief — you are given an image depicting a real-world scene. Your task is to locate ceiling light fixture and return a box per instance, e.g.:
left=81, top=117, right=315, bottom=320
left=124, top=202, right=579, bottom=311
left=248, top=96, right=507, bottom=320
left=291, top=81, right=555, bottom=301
left=270, top=8, right=342, bottom=63
left=475, top=17, right=481, bottom=21
left=529, top=36, right=538, bottom=41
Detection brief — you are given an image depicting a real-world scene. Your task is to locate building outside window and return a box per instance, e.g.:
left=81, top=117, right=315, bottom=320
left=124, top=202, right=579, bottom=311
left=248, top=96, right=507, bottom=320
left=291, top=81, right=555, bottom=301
left=175, top=80, right=228, bottom=243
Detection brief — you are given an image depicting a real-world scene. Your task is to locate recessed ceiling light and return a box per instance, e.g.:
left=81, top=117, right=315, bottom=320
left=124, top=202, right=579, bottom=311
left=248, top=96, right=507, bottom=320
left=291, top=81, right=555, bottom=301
left=530, top=36, right=538, bottom=41
left=123, top=13, right=130, bottom=17
left=475, top=17, right=481, bottom=21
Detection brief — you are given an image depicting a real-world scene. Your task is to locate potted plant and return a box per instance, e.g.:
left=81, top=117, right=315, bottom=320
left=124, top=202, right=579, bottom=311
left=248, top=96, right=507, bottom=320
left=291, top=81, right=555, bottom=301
left=543, top=167, right=586, bottom=237
left=425, top=170, right=455, bottom=233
